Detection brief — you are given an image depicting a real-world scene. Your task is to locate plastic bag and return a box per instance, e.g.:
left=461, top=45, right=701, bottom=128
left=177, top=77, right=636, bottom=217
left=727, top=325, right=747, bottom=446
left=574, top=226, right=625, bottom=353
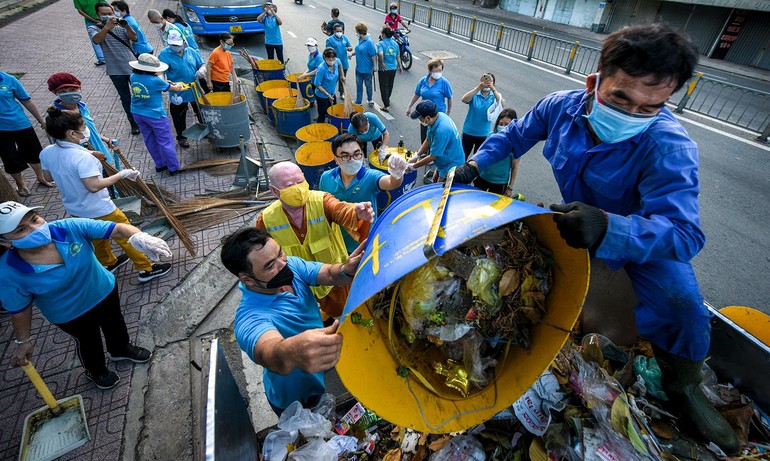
left=262, top=429, right=298, bottom=461
left=400, top=261, right=462, bottom=333
left=461, top=329, right=496, bottom=387
left=513, top=369, right=567, bottom=435
left=277, top=401, right=333, bottom=438
left=310, top=393, right=336, bottom=421
left=287, top=437, right=337, bottom=461
left=430, top=434, right=486, bottom=461
left=632, top=356, right=667, bottom=401
left=466, top=258, right=502, bottom=315
left=326, top=435, right=359, bottom=457
left=487, top=100, right=503, bottom=123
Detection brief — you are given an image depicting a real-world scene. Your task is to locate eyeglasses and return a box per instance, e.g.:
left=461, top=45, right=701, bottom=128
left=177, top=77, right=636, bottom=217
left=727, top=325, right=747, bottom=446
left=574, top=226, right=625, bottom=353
left=334, top=151, right=364, bottom=162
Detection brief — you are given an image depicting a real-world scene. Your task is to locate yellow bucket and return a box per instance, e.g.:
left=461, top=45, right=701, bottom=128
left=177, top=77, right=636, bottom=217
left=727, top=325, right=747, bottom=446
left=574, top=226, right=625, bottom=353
left=252, top=59, right=285, bottom=85
left=256, top=79, right=290, bottom=113
left=326, top=103, right=364, bottom=132
left=272, top=97, right=312, bottom=138
left=295, top=123, right=339, bottom=145
left=287, top=72, right=316, bottom=103
left=294, top=141, right=336, bottom=189
left=264, top=88, right=299, bottom=124
left=336, top=187, right=589, bottom=434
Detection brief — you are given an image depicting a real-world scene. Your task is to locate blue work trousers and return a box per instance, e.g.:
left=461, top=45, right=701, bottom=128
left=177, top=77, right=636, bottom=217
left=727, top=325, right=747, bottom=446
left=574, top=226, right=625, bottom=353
left=622, top=259, right=712, bottom=361
left=355, top=71, right=373, bottom=105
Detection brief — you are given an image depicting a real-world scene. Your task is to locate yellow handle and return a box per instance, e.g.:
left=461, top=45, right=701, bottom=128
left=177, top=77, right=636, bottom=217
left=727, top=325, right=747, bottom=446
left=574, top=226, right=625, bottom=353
left=22, top=363, right=59, bottom=409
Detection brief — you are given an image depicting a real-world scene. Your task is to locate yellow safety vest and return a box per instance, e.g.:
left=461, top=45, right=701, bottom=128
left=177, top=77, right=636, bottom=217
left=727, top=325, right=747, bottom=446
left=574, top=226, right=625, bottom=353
left=262, top=191, right=348, bottom=299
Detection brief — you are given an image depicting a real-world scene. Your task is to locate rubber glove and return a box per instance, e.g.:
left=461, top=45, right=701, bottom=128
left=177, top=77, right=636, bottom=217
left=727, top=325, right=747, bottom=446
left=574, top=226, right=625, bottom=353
left=549, top=202, right=608, bottom=250
left=387, top=154, right=408, bottom=180
left=453, top=161, right=479, bottom=184
left=128, top=232, right=172, bottom=261
left=378, top=145, right=388, bottom=163
left=119, top=169, right=141, bottom=181
left=355, top=202, right=375, bottom=223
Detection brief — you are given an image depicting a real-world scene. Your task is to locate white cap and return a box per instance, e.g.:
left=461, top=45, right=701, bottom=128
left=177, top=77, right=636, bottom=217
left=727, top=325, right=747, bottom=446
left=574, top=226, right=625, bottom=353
left=305, top=37, right=318, bottom=46
left=167, top=29, right=185, bottom=46
left=0, top=201, right=41, bottom=234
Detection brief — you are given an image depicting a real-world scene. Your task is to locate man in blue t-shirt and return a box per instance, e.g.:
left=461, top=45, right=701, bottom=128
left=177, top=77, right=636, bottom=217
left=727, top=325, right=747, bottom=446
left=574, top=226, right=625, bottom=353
left=319, top=133, right=407, bottom=252
left=407, top=100, right=465, bottom=181
left=221, top=227, right=365, bottom=414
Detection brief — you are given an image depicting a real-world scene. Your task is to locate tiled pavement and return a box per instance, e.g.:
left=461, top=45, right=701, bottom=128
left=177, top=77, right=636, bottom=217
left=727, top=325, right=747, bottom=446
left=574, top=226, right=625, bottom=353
left=0, top=1, right=271, bottom=459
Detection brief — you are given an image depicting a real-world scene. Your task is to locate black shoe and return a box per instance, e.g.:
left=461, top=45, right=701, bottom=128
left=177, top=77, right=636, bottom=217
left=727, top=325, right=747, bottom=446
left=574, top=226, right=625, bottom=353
left=131, top=126, right=141, bottom=135
left=178, top=138, right=190, bottom=148
left=138, top=263, right=172, bottom=282
left=95, top=60, right=106, bottom=66
left=111, top=345, right=152, bottom=363
left=85, top=370, right=120, bottom=389
left=168, top=169, right=179, bottom=176
left=155, top=166, right=168, bottom=173
left=105, top=253, right=130, bottom=273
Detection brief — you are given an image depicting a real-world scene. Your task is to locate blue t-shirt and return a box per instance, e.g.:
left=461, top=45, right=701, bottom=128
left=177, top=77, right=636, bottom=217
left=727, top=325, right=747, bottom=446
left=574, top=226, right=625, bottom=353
left=326, top=34, right=352, bottom=70
left=130, top=73, right=170, bottom=119
left=307, top=51, right=323, bottom=73
left=428, top=112, right=465, bottom=177
left=123, top=14, right=153, bottom=55
left=0, top=218, right=117, bottom=324
left=260, top=15, right=282, bottom=46
left=377, top=38, right=399, bottom=71
left=462, top=91, right=496, bottom=137
left=414, top=76, right=453, bottom=113
left=178, top=22, right=199, bottom=51
left=319, top=166, right=385, bottom=252
left=314, top=59, right=341, bottom=99
left=0, top=72, right=33, bottom=131
left=53, top=99, right=111, bottom=160
left=234, top=257, right=326, bottom=410
left=354, top=36, right=377, bottom=74
left=158, top=46, right=204, bottom=103
left=347, top=112, right=386, bottom=143
left=479, top=128, right=512, bottom=184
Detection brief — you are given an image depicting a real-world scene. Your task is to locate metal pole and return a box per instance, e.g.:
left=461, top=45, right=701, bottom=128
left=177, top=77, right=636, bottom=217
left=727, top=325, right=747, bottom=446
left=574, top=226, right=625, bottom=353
left=447, top=12, right=452, bottom=34
left=428, top=7, right=433, bottom=28
left=469, top=16, right=476, bottom=42
left=527, top=31, right=537, bottom=61
left=412, top=2, right=416, bottom=21
left=675, top=72, right=703, bottom=114
left=755, top=122, right=770, bottom=144
left=495, top=23, right=504, bottom=50
left=565, top=41, right=579, bottom=74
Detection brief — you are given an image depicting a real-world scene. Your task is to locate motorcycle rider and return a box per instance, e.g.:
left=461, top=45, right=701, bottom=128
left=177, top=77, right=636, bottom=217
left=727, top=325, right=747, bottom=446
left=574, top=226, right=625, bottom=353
left=384, top=3, right=410, bottom=44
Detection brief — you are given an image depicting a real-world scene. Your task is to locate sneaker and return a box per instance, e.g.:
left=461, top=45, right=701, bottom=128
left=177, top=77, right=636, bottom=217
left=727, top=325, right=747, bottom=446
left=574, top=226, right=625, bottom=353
left=95, top=60, right=106, bottom=66
left=381, top=106, right=389, bottom=113
left=178, top=138, right=190, bottom=148
left=105, top=253, right=130, bottom=273
left=367, top=100, right=375, bottom=107
left=339, top=93, right=345, bottom=101
left=111, top=345, right=152, bottom=363
left=155, top=166, right=168, bottom=173
left=138, top=263, right=172, bottom=282
left=85, top=370, right=120, bottom=389
left=168, top=169, right=179, bottom=176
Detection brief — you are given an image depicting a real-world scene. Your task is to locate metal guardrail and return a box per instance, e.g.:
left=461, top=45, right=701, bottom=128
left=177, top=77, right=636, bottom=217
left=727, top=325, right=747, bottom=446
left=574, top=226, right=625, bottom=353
left=351, top=0, right=770, bottom=137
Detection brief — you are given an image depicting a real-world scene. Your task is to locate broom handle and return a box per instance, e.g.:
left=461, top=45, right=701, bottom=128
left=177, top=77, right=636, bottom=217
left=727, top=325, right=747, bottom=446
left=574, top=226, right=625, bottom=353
left=22, top=363, right=59, bottom=410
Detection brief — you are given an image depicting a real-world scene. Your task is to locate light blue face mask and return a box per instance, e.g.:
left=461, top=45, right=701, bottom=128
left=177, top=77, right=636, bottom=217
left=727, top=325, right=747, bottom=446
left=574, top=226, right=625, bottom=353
left=223, top=43, right=233, bottom=51
left=583, top=74, right=659, bottom=144
left=6, top=222, right=52, bottom=249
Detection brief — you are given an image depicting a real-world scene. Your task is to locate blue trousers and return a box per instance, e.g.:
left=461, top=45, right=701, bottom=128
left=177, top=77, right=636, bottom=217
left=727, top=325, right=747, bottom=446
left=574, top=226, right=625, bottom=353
left=621, top=259, right=712, bottom=361
left=86, top=21, right=104, bottom=62
left=355, top=71, right=373, bottom=104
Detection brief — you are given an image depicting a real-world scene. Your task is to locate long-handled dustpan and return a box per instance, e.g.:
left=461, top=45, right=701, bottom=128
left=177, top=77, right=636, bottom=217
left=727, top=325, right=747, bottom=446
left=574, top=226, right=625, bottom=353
left=182, top=81, right=210, bottom=141
left=18, top=363, right=90, bottom=461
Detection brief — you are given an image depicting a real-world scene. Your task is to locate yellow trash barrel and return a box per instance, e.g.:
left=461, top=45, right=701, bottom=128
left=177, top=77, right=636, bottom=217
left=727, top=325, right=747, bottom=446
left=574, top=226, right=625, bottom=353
left=294, top=141, right=336, bottom=190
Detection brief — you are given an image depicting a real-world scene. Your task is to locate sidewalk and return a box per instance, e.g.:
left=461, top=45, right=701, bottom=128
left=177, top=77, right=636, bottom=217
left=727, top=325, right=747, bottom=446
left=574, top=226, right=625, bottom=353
left=0, top=0, right=294, bottom=459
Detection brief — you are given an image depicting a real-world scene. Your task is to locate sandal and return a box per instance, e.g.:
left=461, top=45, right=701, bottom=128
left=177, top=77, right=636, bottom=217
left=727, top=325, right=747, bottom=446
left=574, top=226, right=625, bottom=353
left=17, top=187, right=30, bottom=197
left=37, top=179, right=56, bottom=188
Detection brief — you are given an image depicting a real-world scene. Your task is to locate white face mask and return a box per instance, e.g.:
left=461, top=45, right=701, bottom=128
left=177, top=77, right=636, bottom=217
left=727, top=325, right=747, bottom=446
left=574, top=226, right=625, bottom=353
left=334, top=32, right=343, bottom=38
left=154, top=22, right=163, bottom=29
left=419, top=120, right=428, bottom=127
left=76, top=127, right=91, bottom=144
left=308, top=46, right=317, bottom=53
left=431, top=72, right=443, bottom=80
left=114, top=11, right=122, bottom=18
left=481, top=87, right=491, bottom=93
left=339, top=159, right=363, bottom=175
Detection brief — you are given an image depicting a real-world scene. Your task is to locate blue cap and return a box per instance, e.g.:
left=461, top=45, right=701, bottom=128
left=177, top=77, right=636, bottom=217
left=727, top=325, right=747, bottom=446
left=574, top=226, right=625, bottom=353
left=410, top=100, right=437, bottom=119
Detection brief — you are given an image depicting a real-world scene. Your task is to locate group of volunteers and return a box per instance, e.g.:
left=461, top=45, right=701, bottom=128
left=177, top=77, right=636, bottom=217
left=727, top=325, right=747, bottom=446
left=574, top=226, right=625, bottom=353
left=1, top=1, right=739, bottom=453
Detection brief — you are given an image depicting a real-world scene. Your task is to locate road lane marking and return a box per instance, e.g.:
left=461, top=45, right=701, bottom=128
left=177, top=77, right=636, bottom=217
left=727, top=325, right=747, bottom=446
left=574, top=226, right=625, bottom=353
left=308, top=4, right=316, bottom=8
left=287, top=31, right=297, bottom=38
left=374, top=103, right=395, bottom=120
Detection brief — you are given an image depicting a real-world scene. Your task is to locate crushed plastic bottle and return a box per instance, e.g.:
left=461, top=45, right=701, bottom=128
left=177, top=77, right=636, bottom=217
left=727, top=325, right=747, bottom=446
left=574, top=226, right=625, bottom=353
left=429, top=434, right=486, bottom=461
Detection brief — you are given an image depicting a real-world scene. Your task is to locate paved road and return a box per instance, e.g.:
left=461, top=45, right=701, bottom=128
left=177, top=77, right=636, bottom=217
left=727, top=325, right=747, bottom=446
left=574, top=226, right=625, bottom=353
left=200, top=0, right=770, bottom=314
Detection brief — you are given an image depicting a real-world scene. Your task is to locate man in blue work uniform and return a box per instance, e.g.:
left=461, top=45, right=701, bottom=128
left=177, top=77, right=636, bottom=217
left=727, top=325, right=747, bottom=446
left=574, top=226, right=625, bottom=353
left=407, top=100, right=465, bottom=182
left=220, top=227, right=365, bottom=415
left=453, top=24, right=738, bottom=453
left=319, top=133, right=407, bottom=252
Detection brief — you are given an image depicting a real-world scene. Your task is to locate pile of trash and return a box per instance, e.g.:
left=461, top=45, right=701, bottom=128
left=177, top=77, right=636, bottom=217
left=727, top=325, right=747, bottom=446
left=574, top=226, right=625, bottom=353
left=361, top=221, right=554, bottom=398
left=260, top=336, right=770, bottom=460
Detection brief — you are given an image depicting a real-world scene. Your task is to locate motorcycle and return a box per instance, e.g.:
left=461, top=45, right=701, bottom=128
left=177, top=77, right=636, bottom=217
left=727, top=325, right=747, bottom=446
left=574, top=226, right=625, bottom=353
left=396, top=28, right=413, bottom=70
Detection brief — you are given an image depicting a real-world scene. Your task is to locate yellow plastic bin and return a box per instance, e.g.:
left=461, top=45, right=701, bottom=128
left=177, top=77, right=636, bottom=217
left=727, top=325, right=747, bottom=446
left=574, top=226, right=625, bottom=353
left=272, top=98, right=312, bottom=139
left=294, top=141, right=336, bottom=190
left=326, top=103, right=364, bottom=132
left=256, top=79, right=290, bottom=114
left=287, top=73, right=315, bottom=104
left=252, top=59, right=285, bottom=85
left=337, top=185, right=589, bottom=434
left=264, top=88, right=298, bottom=124
left=295, top=123, right=339, bottom=146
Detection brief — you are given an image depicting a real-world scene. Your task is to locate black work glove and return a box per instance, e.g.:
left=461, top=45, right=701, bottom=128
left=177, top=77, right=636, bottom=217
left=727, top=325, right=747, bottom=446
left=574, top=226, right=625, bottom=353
left=550, top=202, right=608, bottom=250
left=454, top=161, right=479, bottom=184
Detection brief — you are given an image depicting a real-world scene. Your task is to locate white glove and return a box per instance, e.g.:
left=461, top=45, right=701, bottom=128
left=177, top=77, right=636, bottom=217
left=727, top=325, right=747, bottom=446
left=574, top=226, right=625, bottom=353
left=195, top=64, right=207, bottom=80
left=378, top=145, right=388, bottom=163
left=119, top=169, right=141, bottom=181
left=387, top=154, right=408, bottom=180
left=128, top=232, right=172, bottom=261
left=355, top=202, right=375, bottom=223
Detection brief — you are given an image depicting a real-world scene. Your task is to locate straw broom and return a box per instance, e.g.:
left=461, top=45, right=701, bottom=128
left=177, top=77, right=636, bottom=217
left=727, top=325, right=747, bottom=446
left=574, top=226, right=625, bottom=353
left=179, top=205, right=267, bottom=233
left=0, top=174, right=21, bottom=202
left=180, top=158, right=240, bottom=172
left=101, top=160, right=179, bottom=204
left=169, top=197, right=271, bottom=217
left=342, top=81, right=355, bottom=118
left=238, top=48, right=258, bottom=69
left=113, top=148, right=197, bottom=256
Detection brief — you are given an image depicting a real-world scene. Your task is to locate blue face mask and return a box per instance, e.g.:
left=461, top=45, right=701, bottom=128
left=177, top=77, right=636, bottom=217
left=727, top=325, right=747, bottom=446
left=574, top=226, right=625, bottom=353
left=7, top=222, right=52, bottom=249
left=223, top=43, right=233, bottom=51
left=583, top=74, right=658, bottom=144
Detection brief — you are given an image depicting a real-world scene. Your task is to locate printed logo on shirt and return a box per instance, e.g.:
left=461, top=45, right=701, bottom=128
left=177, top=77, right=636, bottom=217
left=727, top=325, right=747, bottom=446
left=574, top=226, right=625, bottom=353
left=131, top=82, right=151, bottom=99
left=0, top=85, right=9, bottom=93
left=69, top=242, right=83, bottom=257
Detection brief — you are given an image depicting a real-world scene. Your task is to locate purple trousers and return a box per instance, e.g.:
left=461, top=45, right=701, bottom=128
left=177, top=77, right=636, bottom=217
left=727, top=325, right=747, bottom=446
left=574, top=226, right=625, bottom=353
left=133, top=113, right=180, bottom=172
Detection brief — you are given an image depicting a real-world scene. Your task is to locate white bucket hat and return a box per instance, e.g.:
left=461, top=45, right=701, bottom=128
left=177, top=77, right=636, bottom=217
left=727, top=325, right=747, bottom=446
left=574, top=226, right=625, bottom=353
left=129, top=53, right=169, bottom=72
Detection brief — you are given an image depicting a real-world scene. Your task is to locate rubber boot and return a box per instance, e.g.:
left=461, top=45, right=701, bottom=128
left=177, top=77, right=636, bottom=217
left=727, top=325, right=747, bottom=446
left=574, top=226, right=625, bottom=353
left=654, top=347, right=740, bottom=455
